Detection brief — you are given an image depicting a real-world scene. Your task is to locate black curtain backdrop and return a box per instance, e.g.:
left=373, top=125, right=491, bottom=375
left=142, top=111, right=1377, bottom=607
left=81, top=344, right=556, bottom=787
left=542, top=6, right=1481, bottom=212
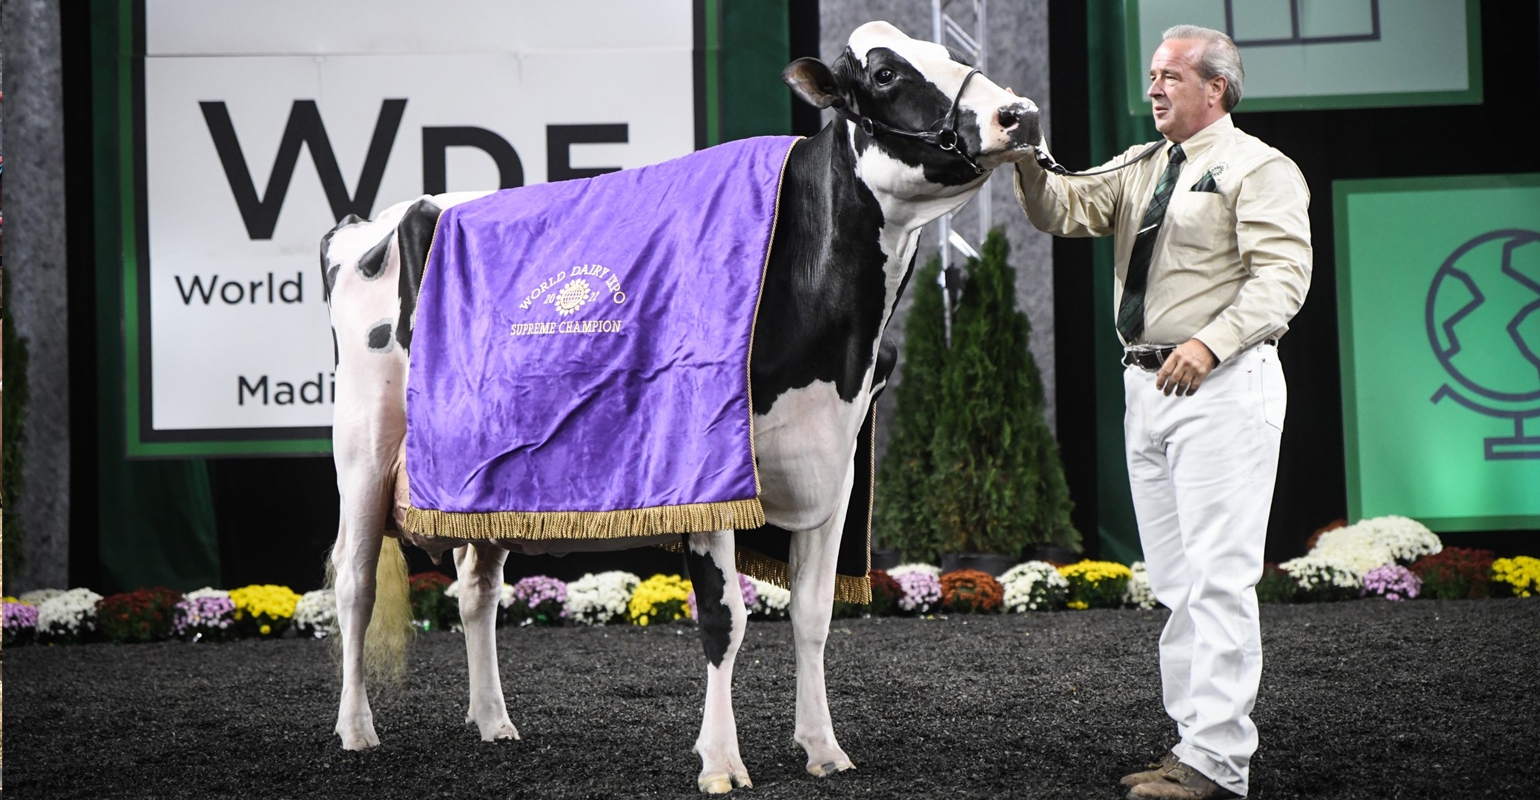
left=1049, top=0, right=1540, bottom=563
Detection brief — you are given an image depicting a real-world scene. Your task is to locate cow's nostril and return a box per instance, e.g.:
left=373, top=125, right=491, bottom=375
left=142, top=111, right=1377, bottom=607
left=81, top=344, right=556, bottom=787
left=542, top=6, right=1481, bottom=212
left=998, top=107, right=1019, bottom=129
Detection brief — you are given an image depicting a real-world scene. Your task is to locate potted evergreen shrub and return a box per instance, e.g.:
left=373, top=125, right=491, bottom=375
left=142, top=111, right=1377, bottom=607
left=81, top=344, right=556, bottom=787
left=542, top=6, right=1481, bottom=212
left=876, top=231, right=1080, bottom=575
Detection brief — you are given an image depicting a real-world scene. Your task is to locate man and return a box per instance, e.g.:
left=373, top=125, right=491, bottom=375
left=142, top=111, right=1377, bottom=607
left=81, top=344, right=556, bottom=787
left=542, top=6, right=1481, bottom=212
left=1014, top=25, right=1311, bottom=800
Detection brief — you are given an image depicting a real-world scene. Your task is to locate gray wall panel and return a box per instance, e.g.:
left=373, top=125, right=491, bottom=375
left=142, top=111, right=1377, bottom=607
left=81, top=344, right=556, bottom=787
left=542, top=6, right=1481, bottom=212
left=2, top=0, right=72, bottom=592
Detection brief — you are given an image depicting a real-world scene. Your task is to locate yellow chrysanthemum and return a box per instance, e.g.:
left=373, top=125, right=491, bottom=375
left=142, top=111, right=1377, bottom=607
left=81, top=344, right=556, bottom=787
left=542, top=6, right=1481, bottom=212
left=1493, top=556, right=1540, bottom=597
left=229, top=584, right=301, bottom=621
left=627, top=574, right=692, bottom=625
left=1067, top=600, right=1089, bottom=610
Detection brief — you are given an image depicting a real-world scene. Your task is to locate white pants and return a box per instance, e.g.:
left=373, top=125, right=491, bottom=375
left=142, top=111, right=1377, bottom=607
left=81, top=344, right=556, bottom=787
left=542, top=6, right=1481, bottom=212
left=1123, top=343, right=1285, bottom=796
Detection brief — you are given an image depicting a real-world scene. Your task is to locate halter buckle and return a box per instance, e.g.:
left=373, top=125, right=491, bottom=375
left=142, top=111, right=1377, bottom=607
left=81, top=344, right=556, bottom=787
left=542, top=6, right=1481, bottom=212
left=859, top=117, right=876, bottom=137
left=935, top=129, right=958, bottom=152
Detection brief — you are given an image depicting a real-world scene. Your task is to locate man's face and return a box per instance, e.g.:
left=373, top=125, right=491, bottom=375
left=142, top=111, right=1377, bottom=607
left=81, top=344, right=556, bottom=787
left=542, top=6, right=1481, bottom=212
left=1147, top=38, right=1223, bottom=142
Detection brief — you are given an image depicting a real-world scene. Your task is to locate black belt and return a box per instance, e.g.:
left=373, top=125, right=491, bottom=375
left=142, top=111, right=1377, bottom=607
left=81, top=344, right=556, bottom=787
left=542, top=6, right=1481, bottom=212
left=1122, top=337, right=1279, bottom=372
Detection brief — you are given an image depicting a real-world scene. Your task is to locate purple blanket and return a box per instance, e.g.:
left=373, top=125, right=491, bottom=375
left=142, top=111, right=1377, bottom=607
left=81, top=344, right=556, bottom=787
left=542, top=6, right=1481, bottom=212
left=403, top=136, right=799, bottom=541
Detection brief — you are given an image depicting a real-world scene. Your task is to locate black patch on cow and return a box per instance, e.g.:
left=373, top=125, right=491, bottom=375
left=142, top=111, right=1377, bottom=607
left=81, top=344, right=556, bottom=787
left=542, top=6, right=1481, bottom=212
left=320, top=213, right=362, bottom=302
left=331, top=326, right=340, bottom=369
left=357, top=231, right=391, bottom=281
left=367, top=320, right=394, bottom=353
left=750, top=131, right=890, bottom=414
left=684, top=542, right=732, bottom=668
left=842, top=47, right=992, bottom=188
left=395, top=198, right=443, bottom=352
left=875, top=335, right=898, bottom=389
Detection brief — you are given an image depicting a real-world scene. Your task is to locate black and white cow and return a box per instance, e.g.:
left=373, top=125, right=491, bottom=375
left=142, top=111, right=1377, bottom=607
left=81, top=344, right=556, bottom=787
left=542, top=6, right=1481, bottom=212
left=322, top=21, right=1041, bottom=794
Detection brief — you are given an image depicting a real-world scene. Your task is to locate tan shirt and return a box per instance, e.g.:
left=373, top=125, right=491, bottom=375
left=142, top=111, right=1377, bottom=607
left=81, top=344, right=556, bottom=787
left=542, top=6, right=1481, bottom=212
left=1013, top=114, right=1312, bottom=362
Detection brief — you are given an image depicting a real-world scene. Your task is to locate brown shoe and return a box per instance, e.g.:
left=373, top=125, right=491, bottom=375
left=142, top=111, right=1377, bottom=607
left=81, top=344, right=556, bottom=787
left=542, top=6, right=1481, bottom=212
left=1119, top=750, right=1180, bottom=787
left=1125, top=761, right=1242, bottom=799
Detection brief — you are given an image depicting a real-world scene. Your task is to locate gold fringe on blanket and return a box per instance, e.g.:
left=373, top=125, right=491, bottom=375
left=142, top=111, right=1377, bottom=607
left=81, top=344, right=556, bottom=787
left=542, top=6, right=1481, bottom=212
left=733, top=547, right=873, bottom=605
left=402, top=498, right=766, bottom=541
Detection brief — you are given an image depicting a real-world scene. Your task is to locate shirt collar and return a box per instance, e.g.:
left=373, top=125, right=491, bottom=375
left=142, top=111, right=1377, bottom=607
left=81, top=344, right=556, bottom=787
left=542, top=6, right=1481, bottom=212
left=1168, top=113, right=1233, bottom=163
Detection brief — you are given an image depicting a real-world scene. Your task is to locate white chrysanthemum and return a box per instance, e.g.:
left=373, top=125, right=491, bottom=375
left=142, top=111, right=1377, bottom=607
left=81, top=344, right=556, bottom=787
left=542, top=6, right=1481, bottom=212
left=1316, top=515, right=1441, bottom=567
left=1123, top=561, right=1158, bottom=610
left=747, top=577, right=790, bottom=618
left=999, top=561, right=1069, bottom=612
left=1280, top=553, right=1363, bottom=591
left=37, top=588, right=104, bottom=637
left=18, top=588, right=67, bottom=606
left=445, top=580, right=521, bottom=609
left=293, top=589, right=340, bottom=637
left=184, top=586, right=231, bottom=601
left=888, top=563, right=941, bottom=579
left=564, top=571, right=641, bottom=625
left=1309, top=515, right=1441, bottom=576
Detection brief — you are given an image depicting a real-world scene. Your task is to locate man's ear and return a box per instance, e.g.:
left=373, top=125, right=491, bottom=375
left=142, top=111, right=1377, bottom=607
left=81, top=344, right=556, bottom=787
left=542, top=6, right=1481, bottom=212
left=783, top=57, right=847, bottom=109
left=1208, top=75, right=1228, bottom=108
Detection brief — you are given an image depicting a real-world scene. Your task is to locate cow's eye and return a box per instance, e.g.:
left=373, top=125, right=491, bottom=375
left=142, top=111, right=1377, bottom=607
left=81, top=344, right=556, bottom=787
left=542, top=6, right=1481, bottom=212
left=874, top=68, right=896, bottom=85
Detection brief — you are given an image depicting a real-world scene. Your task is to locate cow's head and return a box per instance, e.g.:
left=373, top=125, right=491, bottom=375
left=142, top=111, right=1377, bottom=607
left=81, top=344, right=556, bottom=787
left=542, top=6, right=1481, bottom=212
left=784, top=21, right=1041, bottom=193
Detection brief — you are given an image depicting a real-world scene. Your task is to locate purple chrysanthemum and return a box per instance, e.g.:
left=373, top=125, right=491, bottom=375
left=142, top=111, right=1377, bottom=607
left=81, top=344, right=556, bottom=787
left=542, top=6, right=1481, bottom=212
left=509, top=576, right=568, bottom=615
left=4, top=600, right=39, bottom=634
left=895, top=571, right=942, bottom=613
left=1362, top=564, right=1422, bottom=602
left=173, top=595, right=236, bottom=636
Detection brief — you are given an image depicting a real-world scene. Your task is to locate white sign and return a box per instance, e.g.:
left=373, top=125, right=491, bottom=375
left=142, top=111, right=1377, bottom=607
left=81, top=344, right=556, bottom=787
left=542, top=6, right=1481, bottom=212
left=140, top=0, right=696, bottom=443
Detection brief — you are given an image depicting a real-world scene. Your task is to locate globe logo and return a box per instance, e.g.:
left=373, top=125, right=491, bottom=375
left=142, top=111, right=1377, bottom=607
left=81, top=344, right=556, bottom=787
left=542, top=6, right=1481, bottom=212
left=1425, top=229, right=1540, bottom=460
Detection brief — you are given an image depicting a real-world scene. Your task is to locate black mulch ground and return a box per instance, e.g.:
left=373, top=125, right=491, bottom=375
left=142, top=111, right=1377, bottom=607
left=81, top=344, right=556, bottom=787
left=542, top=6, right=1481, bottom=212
left=4, top=599, right=1536, bottom=799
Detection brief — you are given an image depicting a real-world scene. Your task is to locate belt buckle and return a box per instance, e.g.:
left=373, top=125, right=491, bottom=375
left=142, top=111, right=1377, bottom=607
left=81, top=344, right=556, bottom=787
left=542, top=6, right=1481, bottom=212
left=1123, top=346, right=1171, bottom=371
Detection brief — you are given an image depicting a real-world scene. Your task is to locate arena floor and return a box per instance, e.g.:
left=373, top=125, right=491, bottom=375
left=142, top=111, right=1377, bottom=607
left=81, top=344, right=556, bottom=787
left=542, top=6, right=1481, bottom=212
left=5, top=598, right=1535, bottom=799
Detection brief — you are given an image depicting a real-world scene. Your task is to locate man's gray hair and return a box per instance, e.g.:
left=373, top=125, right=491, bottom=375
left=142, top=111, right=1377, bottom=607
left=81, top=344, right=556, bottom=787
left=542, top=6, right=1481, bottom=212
left=1162, top=24, right=1244, bottom=112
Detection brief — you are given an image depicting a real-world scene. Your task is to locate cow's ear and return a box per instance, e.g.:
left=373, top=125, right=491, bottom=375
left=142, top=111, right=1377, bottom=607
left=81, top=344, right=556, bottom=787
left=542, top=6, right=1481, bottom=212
left=783, top=57, right=847, bottom=109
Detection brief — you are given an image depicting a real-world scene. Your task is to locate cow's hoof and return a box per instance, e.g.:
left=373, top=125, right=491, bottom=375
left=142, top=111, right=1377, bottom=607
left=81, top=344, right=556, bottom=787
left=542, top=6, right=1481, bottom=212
left=698, top=770, right=752, bottom=793
left=482, top=720, right=521, bottom=742
left=336, top=725, right=381, bottom=751
left=807, top=759, right=855, bottom=778
left=467, top=715, right=521, bottom=741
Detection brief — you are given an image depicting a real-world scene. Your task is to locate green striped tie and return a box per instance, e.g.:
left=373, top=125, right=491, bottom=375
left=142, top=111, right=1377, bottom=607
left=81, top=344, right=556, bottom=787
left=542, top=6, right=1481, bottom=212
left=1116, top=144, right=1186, bottom=343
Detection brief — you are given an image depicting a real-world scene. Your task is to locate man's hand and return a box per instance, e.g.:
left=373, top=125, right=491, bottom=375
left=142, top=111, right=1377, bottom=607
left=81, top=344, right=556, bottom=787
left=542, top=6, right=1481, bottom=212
left=1155, top=339, right=1217, bottom=396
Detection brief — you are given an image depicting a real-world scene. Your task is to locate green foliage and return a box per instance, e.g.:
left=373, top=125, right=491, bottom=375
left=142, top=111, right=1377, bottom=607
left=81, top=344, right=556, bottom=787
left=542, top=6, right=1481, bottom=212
left=1256, top=563, right=1299, bottom=604
left=876, top=231, right=1080, bottom=562
left=3, top=267, right=30, bottom=574
left=874, top=257, right=949, bottom=561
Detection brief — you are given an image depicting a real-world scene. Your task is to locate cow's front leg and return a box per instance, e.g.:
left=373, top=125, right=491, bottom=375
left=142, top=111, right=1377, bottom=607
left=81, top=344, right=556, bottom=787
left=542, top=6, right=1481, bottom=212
left=686, top=530, right=751, bottom=794
left=455, top=542, right=520, bottom=741
left=789, top=501, right=856, bottom=778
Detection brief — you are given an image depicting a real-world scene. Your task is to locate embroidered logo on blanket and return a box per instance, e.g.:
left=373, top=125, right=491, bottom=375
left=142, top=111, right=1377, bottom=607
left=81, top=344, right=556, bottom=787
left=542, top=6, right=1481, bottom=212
left=511, top=263, right=631, bottom=335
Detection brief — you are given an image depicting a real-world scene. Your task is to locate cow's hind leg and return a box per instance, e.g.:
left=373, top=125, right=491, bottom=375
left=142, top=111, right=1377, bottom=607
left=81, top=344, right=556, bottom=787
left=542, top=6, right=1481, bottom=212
left=686, top=531, right=751, bottom=794
left=332, top=419, right=406, bottom=750
left=454, top=542, right=520, bottom=741
left=789, top=500, right=856, bottom=778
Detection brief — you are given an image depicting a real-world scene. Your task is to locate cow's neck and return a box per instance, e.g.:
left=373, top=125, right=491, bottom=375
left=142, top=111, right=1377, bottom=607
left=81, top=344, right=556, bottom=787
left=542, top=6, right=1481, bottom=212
left=749, top=120, right=991, bottom=415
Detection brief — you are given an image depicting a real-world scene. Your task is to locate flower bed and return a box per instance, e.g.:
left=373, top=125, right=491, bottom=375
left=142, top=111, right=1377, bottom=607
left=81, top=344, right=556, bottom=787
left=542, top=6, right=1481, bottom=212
left=3, top=522, right=1531, bottom=648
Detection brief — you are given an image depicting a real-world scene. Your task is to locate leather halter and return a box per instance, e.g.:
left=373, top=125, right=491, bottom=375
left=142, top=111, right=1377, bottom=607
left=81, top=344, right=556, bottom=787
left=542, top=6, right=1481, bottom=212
left=831, top=67, right=988, bottom=175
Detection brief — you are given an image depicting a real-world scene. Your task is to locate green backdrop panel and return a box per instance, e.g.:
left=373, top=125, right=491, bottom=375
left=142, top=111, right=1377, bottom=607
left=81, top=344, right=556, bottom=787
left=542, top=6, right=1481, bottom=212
left=1335, top=174, right=1540, bottom=531
left=1125, top=0, right=1481, bottom=112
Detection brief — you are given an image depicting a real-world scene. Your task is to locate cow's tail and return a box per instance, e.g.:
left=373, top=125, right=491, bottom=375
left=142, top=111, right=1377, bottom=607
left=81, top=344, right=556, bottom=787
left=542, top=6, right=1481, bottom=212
left=325, top=537, right=414, bottom=688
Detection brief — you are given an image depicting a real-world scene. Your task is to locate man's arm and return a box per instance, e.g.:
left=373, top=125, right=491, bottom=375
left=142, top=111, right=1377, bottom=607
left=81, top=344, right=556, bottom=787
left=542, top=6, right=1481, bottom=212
left=1011, top=148, right=1136, bottom=238
left=1191, top=156, right=1313, bottom=363
left=1156, top=156, right=1311, bottom=397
